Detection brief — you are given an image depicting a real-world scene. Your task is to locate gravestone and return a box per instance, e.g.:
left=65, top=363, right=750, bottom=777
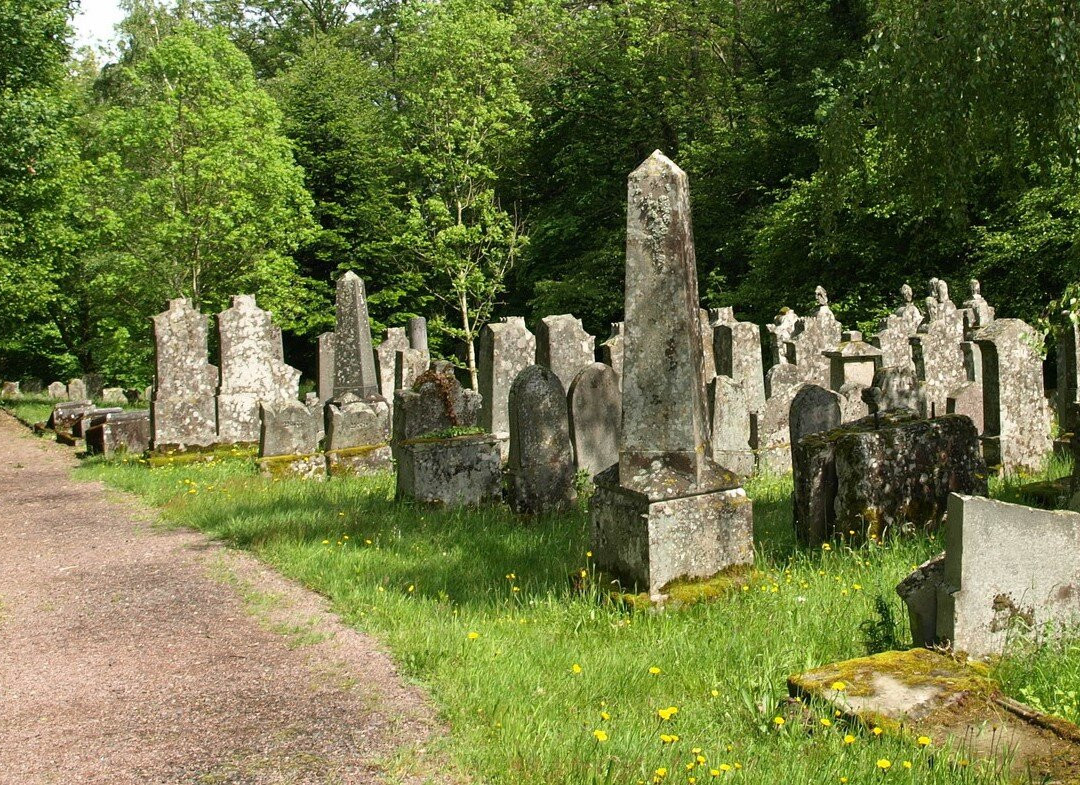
left=407, top=316, right=429, bottom=359
left=478, top=316, right=535, bottom=447
left=215, top=295, right=301, bottom=444
left=710, top=376, right=753, bottom=477
left=101, top=387, right=126, bottom=404
left=872, top=284, right=924, bottom=371
left=506, top=365, right=576, bottom=513
left=911, top=278, right=966, bottom=418
left=946, top=380, right=985, bottom=434
left=590, top=151, right=753, bottom=599
left=394, top=348, right=428, bottom=392
left=962, top=278, right=995, bottom=331
left=392, top=361, right=482, bottom=443
left=317, top=331, right=335, bottom=404
left=67, top=378, right=87, bottom=401
left=150, top=298, right=218, bottom=450
left=75, top=407, right=122, bottom=438
left=825, top=331, right=881, bottom=391
left=48, top=400, right=95, bottom=433
left=332, top=271, right=380, bottom=401
left=755, top=363, right=802, bottom=473
left=1057, top=320, right=1080, bottom=438
left=47, top=381, right=67, bottom=399
left=325, top=393, right=391, bottom=476
left=785, top=287, right=842, bottom=386
left=535, top=314, right=595, bottom=391
left=567, top=362, right=621, bottom=477
left=21, top=378, right=41, bottom=394
left=375, top=327, right=410, bottom=404
left=258, top=399, right=325, bottom=479
left=1, top=381, right=19, bottom=398
left=973, top=318, right=1052, bottom=474
left=303, top=391, right=324, bottom=442
left=85, top=410, right=151, bottom=457
left=713, top=310, right=766, bottom=417
left=599, top=322, right=625, bottom=387
left=789, top=384, right=843, bottom=541
left=766, top=308, right=800, bottom=366
left=872, top=366, right=923, bottom=415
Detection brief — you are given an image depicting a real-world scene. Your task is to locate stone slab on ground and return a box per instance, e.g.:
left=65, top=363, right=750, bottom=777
left=0, top=410, right=449, bottom=784
left=789, top=648, right=1080, bottom=784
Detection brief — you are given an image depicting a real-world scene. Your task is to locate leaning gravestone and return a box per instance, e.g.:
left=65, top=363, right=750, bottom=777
left=47, top=381, right=67, bottom=400
left=150, top=298, right=218, bottom=450
left=258, top=399, right=325, bottom=480
left=317, top=331, right=335, bottom=404
left=478, top=317, right=535, bottom=451
left=911, top=278, right=966, bottom=418
left=506, top=365, right=576, bottom=514
left=535, top=314, right=595, bottom=392
left=393, top=362, right=500, bottom=505
left=67, top=378, right=87, bottom=401
left=973, top=318, right=1052, bottom=474
left=599, top=322, right=625, bottom=388
left=567, top=362, right=621, bottom=477
left=709, top=376, right=753, bottom=477
left=215, top=295, right=301, bottom=444
left=590, top=151, right=753, bottom=599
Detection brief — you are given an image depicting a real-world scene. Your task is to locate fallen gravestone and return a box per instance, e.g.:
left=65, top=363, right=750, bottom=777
left=85, top=410, right=151, bottom=456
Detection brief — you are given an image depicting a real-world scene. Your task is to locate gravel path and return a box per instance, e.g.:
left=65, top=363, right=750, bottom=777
left=0, top=411, right=450, bottom=784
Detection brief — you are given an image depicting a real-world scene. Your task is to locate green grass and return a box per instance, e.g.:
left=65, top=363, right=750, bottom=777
left=73, top=453, right=1080, bottom=785
left=2, top=394, right=144, bottom=428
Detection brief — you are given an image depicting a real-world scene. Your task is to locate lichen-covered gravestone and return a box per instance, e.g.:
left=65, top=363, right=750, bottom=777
left=48, top=400, right=95, bottom=433
left=911, top=278, right=966, bottom=418
left=101, top=387, right=126, bottom=404
left=871, top=283, right=924, bottom=370
left=375, top=327, right=410, bottom=411
left=709, top=376, right=753, bottom=477
left=85, top=410, right=151, bottom=457
left=872, top=365, right=923, bottom=415
left=973, top=318, right=1052, bottom=474
left=47, top=381, right=67, bottom=400
left=599, top=322, right=624, bottom=387
left=325, top=393, right=391, bottom=475
left=258, top=399, right=325, bottom=479
left=1, top=381, right=19, bottom=398
left=150, top=298, right=218, bottom=450
left=316, top=331, right=335, bottom=404
left=67, top=378, right=87, bottom=401
left=712, top=307, right=766, bottom=418
left=393, top=362, right=500, bottom=505
left=590, top=151, right=753, bottom=600
left=756, top=363, right=802, bottom=473
left=478, top=317, right=535, bottom=451
left=215, top=295, right=301, bottom=444
left=568, top=362, right=621, bottom=477
left=785, top=287, right=842, bottom=386
left=506, top=365, right=576, bottom=514
left=789, top=384, right=842, bottom=542
left=535, top=314, right=595, bottom=392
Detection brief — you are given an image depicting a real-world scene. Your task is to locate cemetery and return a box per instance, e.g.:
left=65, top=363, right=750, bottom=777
left=3, top=148, right=1080, bottom=783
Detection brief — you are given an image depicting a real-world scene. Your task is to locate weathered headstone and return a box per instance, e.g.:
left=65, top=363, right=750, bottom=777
left=75, top=407, right=122, bottom=438
left=872, top=365, right=924, bottom=415
left=1, top=381, right=19, bottom=398
left=766, top=308, right=799, bottom=366
left=394, top=348, right=428, bottom=392
left=392, top=361, right=482, bottom=443
left=756, top=363, right=802, bottom=473
left=785, top=287, right=843, bottom=386
left=101, top=387, right=126, bottom=404
left=506, top=365, right=577, bottom=513
left=83, top=373, right=104, bottom=400
left=599, top=322, right=624, bottom=387
left=872, top=284, right=924, bottom=371
left=258, top=400, right=326, bottom=479
left=478, top=316, right=535, bottom=446
left=317, top=331, right=335, bottom=404
left=535, top=314, right=595, bottom=392
left=911, top=278, right=966, bottom=418
left=150, top=298, right=218, bottom=450
left=332, top=271, right=380, bottom=401
left=215, top=295, right=301, bottom=444
left=713, top=310, right=766, bottom=417
left=567, top=362, right=621, bottom=477
left=946, top=380, right=985, bottom=434
left=375, top=327, right=410, bottom=404
left=85, top=410, right=151, bottom=456
left=47, top=381, right=67, bottom=400
left=48, top=400, right=95, bottom=433
left=789, top=384, right=843, bottom=541
left=709, top=376, right=753, bottom=477
left=324, top=393, right=391, bottom=476
left=973, top=318, right=1052, bottom=474
left=407, top=316, right=429, bottom=359
left=590, top=151, right=753, bottom=599
left=67, top=378, right=87, bottom=401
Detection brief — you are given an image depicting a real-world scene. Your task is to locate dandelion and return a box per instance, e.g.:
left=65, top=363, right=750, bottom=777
left=649, top=666, right=662, bottom=675
left=711, top=689, right=719, bottom=697
left=822, top=543, right=832, bottom=551
left=467, top=631, right=479, bottom=640
left=917, top=735, right=931, bottom=747
left=407, top=585, right=415, bottom=592
left=660, top=733, right=679, bottom=743
left=872, top=727, right=883, bottom=736
left=572, top=663, right=583, bottom=674
left=876, top=759, right=891, bottom=770
left=321, top=539, right=330, bottom=545
left=600, top=711, right=610, bottom=721
left=592, top=729, right=608, bottom=742
left=820, top=718, right=832, bottom=727
left=831, top=681, right=846, bottom=691
left=902, top=761, right=912, bottom=769
left=709, top=770, right=720, bottom=778
left=657, top=706, right=678, bottom=720
left=843, top=735, right=856, bottom=744
left=586, top=551, right=593, bottom=558
left=773, top=716, right=785, bottom=727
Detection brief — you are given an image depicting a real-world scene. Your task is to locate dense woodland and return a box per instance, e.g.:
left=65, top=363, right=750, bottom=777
left=3, top=0, right=1080, bottom=386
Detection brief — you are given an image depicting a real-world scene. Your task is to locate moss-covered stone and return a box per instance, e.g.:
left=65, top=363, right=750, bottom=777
left=147, top=443, right=258, bottom=468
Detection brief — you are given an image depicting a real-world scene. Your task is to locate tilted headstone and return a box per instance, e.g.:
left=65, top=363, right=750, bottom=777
left=911, top=278, right=966, bottom=418
left=713, top=310, right=766, bottom=417
left=590, top=151, right=753, bottom=599
left=599, top=322, right=624, bottom=388
left=710, top=376, right=753, bottom=477
left=332, top=271, right=380, bottom=401
left=973, top=318, right=1052, bottom=474
left=407, top=316, right=430, bottom=359
left=150, top=298, right=218, bottom=449
left=48, top=400, right=95, bottom=432
left=317, top=331, right=335, bottom=404
left=567, top=362, right=621, bottom=477
left=756, top=363, right=802, bottom=473
left=478, top=316, right=535, bottom=443
left=47, top=381, right=67, bottom=399
left=101, top=387, right=126, bottom=404
left=67, top=378, right=87, bottom=401
left=1, top=381, right=19, bottom=398
left=215, top=295, right=301, bottom=444
left=375, top=327, right=410, bottom=404
left=258, top=399, right=325, bottom=480
left=535, top=314, right=595, bottom=392
left=506, top=365, right=576, bottom=513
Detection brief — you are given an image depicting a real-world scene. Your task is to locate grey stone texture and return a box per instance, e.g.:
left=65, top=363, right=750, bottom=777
left=1, top=382, right=19, bottom=398
left=785, top=293, right=843, bottom=386
left=713, top=312, right=766, bottom=417
left=789, top=384, right=842, bottom=456
left=332, top=271, right=380, bottom=401
left=150, top=298, right=218, bottom=450
left=973, top=318, right=1052, bottom=475
left=535, top=314, right=595, bottom=392
left=896, top=553, right=947, bottom=649
left=327, top=392, right=388, bottom=451
left=506, top=365, right=576, bottom=514
left=792, top=412, right=987, bottom=547
left=394, top=434, right=502, bottom=506
left=101, top=387, right=126, bottom=404
left=47, top=381, right=67, bottom=399
left=837, top=381, right=870, bottom=423
left=938, top=494, right=1080, bottom=659
left=317, top=331, right=335, bottom=404
left=709, top=376, right=753, bottom=477
left=394, top=348, right=428, bottom=393
left=392, top=361, right=482, bottom=444
left=756, top=363, right=802, bottom=473
left=48, top=401, right=95, bottom=432
left=215, top=295, right=301, bottom=444
left=257, top=399, right=325, bottom=480
left=599, top=323, right=624, bottom=387
left=789, top=385, right=843, bottom=539
left=567, top=362, right=621, bottom=477
left=872, top=366, right=924, bottom=415
left=375, top=327, right=410, bottom=404
left=67, top=378, right=87, bottom=401
left=84, top=373, right=104, bottom=400
left=872, top=284, right=924, bottom=371
left=85, top=410, right=151, bottom=456
left=962, top=279, right=995, bottom=331
left=75, top=408, right=122, bottom=438
left=825, top=332, right=881, bottom=391
left=698, top=309, right=716, bottom=382
left=1057, top=320, right=1080, bottom=437
left=478, top=317, right=536, bottom=440
left=767, top=308, right=800, bottom=366
left=590, top=151, right=753, bottom=598
left=911, top=279, right=966, bottom=418
left=407, top=316, right=430, bottom=359
left=946, top=380, right=985, bottom=435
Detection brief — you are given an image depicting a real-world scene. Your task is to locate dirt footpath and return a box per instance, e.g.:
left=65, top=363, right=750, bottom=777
left=0, top=411, right=448, bottom=784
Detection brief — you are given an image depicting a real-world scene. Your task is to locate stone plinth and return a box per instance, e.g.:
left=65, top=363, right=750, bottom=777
left=825, top=332, right=881, bottom=391
left=395, top=434, right=502, bottom=505
left=85, top=410, right=151, bottom=456
left=326, top=444, right=392, bottom=476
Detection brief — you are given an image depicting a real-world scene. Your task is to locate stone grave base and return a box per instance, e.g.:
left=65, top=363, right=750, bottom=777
left=395, top=434, right=501, bottom=505
left=258, top=454, right=327, bottom=481
left=589, top=464, right=754, bottom=599
left=86, top=413, right=150, bottom=457
left=147, top=443, right=258, bottom=468
left=789, top=648, right=1080, bottom=783
left=325, top=443, right=392, bottom=477
left=55, top=432, right=84, bottom=449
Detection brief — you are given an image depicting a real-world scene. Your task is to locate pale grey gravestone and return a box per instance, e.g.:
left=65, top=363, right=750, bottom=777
left=836, top=381, right=870, bottom=423
left=786, top=287, right=842, bottom=386
left=506, top=365, right=576, bottom=514
left=150, top=298, right=218, bottom=450
left=85, top=410, right=151, bottom=456
left=535, top=314, right=595, bottom=392
left=48, top=400, right=95, bottom=432
left=101, top=387, right=127, bottom=404
left=896, top=553, right=947, bottom=648
left=766, top=307, right=800, bottom=366
left=325, top=392, right=392, bottom=476
left=215, top=295, right=301, bottom=444
left=789, top=384, right=842, bottom=544
left=1, top=381, right=19, bottom=398
left=933, top=494, right=1080, bottom=659
left=590, top=151, right=753, bottom=599
left=375, top=327, right=410, bottom=405
left=713, top=310, right=766, bottom=417
left=392, top=361, right=499, bottom=505
left=47, top=381, right=67, bottom=399
left=946, top=380, right=985, bottom=435
left=317, top=331, right=335, bottom=404
left=911, top=278, right=966, bottom=418
left=332, top=271, right=380, bottom=401
left=961, top=279, right=996, bottom=386
left=67, top=378, right=87, bottom=401
left=568, top=362, right=621, bottom=477
left=83, top=372, right=103, bottom=400
left=755, top=363, right=802, bottom=473
left=303, top=391, right=324, bottom=442
left=872, top=365, right=924, bottom=415
left=599, top=322, right=624, bottom=388
left=709, top=375, right=753, bottom=478
left=1057, top=319, right=1080, bottom=438
left=871, top=284, right=924, bottom=371
left=394, top=348, right=428, bottom=392
left=477, top=316, right=535, bottom=449
left=973, top=318, right=1052, bottom=474
left=699, top=309, right=716, bottom=382
left=258, top=399, right=326, bottom=480
left=407, top=316, right=430, bottom=360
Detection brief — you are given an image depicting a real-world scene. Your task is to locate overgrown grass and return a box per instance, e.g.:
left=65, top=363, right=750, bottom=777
left=74, top=453, right=1079, bottom=785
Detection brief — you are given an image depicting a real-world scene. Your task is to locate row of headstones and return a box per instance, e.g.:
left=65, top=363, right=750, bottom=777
left=1, top=377, right=131, bottom=403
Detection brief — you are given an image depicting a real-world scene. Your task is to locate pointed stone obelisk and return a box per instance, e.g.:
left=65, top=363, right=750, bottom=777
left=333, top=271, right=379, bottom=401
left=590, top=151, right=753, bottom=599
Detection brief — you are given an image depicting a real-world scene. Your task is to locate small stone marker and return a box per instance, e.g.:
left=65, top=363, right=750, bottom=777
left=85, top=410, right=151, bottom=456
left=567, top=362, right=621, bottom=477
left=101, top=387, right=126, bottom=404
left=1, top=381, right=19, bottom=398
left=709, top=376, right=753, bottom=477
left=258, top=399, right=325, bottom=480
left=712, top=309, right=766, bottom=417
left=407, top=316, right=429, bottom=359
left=317, top=331, right=335, bottom=404
left=47, top=381, right=67, bottom=399
left=506, top=365, right=576, bottom=514
left=535, top=314, right=595, bottom=392
left=67, top=378, right=87, bottom=401
left=150, top=298, right=218, bottom=450
left=332, top=271, right=380, bottom=401
left=478, top=317, right=536, bottom=446
left=599, top=322, right=624, bottom=387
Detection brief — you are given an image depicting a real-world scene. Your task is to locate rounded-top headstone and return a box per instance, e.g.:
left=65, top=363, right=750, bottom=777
left=567, top=363, right=621, bottom=477
left=507, top=365, right=576, bottom=514
left=789, top=384, right=842, bottom=450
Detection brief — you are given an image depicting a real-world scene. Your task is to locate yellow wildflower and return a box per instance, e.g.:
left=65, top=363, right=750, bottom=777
left=592, top=729, right=608, bottom=742
left=876, top=759, right=891, bottom=770
left=467, top=631, right=479, bottom=640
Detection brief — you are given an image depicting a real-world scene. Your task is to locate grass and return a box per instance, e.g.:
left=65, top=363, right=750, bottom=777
left=63, top=447, right=1080, bottom=785
left=1, top=394, right=144, bottom=427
